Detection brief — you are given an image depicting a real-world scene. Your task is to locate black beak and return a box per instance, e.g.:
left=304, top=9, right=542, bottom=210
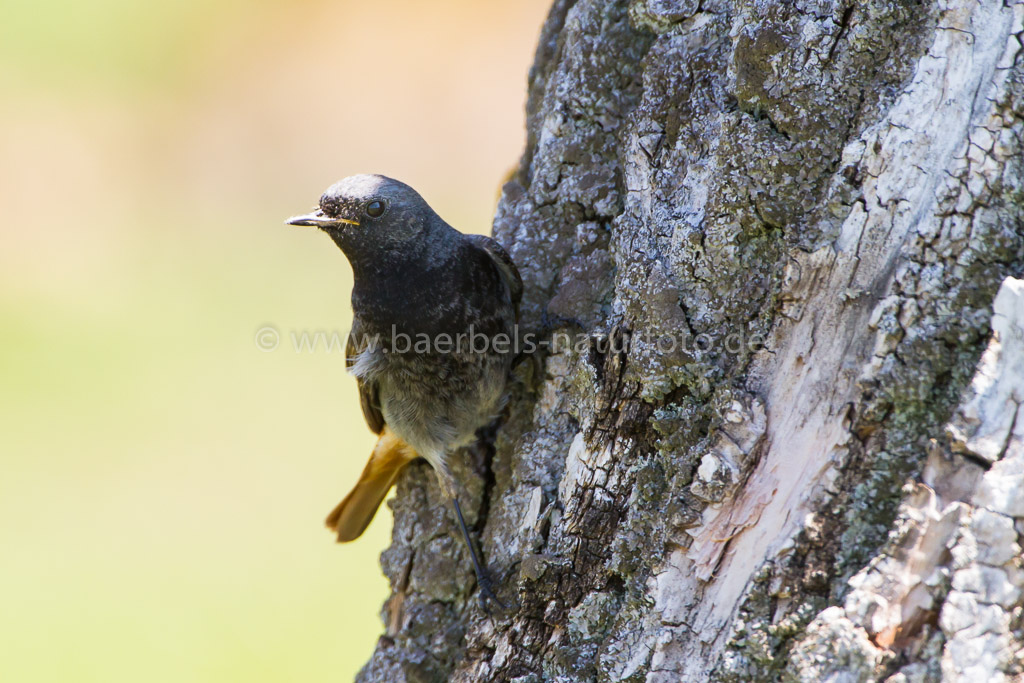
left=285, top=210, right=360, bottom=228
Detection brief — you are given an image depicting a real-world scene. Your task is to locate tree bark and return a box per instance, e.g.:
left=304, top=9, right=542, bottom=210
left=357, top=1, right=1024, bottom=681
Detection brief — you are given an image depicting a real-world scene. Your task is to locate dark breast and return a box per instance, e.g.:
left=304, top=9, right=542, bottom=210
left=352, top=237, right=515, bottom=346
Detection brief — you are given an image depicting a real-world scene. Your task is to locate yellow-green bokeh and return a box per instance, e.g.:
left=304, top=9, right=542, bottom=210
left=0, top=0, right=549, bottom=680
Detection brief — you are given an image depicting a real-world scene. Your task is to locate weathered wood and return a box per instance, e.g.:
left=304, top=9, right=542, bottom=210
left=357, top=1, right=1024, bottom=681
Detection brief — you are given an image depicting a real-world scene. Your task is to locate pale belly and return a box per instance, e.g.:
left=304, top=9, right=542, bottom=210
left=368, top=348, right=510, bottom=463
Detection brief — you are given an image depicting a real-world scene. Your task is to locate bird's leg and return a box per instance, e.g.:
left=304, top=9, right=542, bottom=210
left=452, top=496, right=506, bottom=612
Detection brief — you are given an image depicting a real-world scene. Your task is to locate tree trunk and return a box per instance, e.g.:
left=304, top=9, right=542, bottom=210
left=357, top=1, right=1024, bottom=681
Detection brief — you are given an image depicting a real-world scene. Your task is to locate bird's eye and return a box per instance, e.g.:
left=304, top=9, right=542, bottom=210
left=365, top=200, right=386, bottom=218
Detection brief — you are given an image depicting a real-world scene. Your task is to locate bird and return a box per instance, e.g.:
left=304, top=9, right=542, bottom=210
left=286, top=174, right=522, bottom=609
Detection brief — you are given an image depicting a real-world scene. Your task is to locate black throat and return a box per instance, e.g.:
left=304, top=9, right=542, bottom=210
left=340, top=228, right=463, bottom=339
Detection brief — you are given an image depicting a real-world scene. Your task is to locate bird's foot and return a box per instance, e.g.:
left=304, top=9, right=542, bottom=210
left=476, top=570, right=508, bottom=615
left=452, top=496, right=509, bottom=616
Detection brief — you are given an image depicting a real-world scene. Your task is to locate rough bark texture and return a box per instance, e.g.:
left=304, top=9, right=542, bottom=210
left=357, top=1, right=1024, bottom=681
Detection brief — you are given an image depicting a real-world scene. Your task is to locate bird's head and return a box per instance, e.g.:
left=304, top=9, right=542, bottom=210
left=286, top=174, right=440, bottom=260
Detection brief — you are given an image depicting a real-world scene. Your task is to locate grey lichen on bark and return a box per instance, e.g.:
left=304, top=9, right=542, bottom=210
left=356, top=0, right=1024, bottom=681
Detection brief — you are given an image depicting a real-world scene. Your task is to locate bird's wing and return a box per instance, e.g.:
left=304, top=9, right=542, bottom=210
left=346, top=327, right=385, bottom=435
left=466, top=234, right=523, bottom=312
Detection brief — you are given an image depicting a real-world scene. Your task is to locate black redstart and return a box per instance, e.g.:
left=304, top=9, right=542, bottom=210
left=287, top=174, right=521, bottom=607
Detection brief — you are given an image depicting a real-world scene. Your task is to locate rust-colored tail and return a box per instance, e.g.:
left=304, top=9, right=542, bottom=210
left=325, top=426, right=418, bottom=542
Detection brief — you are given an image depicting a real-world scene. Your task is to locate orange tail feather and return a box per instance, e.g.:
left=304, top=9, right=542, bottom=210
left=325, top=426, right=417, bottom=542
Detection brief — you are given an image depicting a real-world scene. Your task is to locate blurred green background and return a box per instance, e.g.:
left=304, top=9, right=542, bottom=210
left=0, top=0, right=548, bottom=680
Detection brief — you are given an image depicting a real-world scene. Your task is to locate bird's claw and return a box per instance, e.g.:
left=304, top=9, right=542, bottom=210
left=476, top=574, right=507, bottom=615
